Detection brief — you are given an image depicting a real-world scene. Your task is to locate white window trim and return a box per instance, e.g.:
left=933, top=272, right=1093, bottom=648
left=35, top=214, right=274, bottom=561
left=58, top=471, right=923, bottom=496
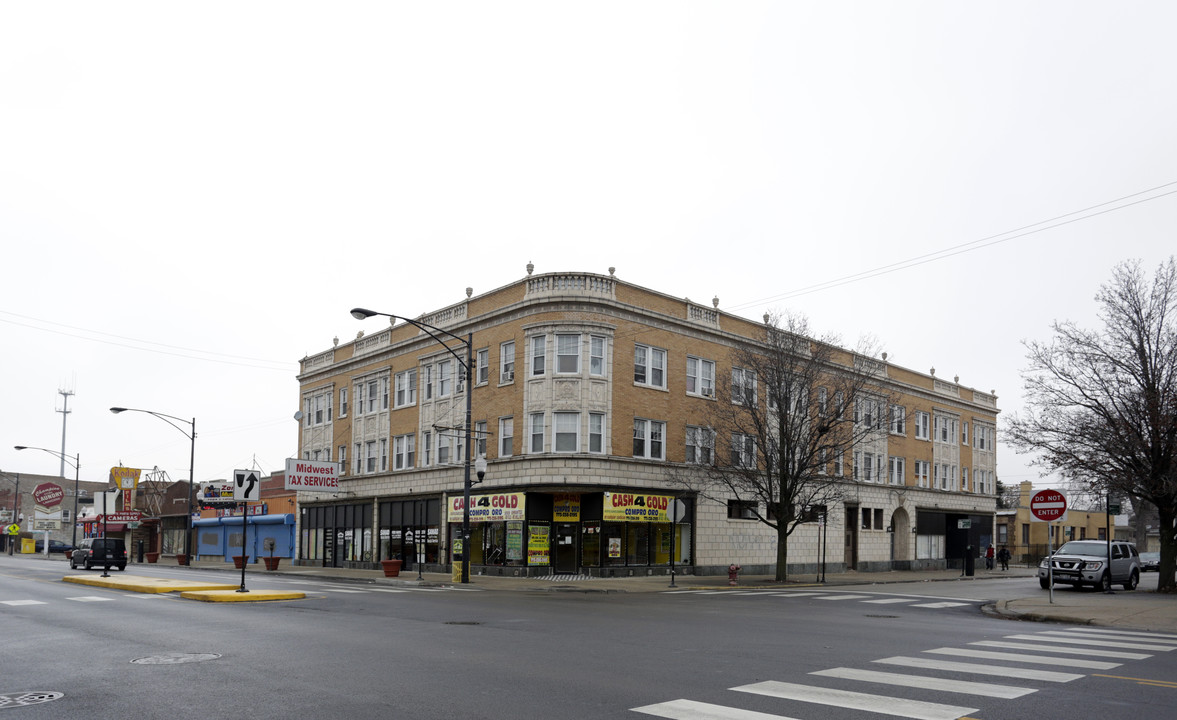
left=634, top=344, right=668, bottom=389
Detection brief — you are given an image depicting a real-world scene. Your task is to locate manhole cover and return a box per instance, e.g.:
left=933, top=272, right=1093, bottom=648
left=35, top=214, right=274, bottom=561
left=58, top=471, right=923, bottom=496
left=0, top=691, right=64, bottom=709
left=131, top=653, right=222, bottom=665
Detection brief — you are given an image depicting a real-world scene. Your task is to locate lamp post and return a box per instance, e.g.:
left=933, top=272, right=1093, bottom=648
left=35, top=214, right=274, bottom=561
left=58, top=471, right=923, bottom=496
left=14, top=446, right=80, bottom=548
left=110, top=407, right=196, bottom=564
left=351, top=307, right=476, bottom=583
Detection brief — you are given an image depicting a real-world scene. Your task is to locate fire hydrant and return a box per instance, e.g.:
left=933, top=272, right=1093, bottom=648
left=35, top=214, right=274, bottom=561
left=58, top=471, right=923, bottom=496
left=728, top=563, right=742, bottom=586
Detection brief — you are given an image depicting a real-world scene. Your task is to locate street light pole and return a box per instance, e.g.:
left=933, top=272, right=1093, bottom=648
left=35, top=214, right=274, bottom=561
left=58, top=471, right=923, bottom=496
left=110, top=407, right=196, bottom=564
left=14, top=446, right=80, bottom=548
left=1, top=471, right=18, bottom=554
left=351, top=307, right=477, bottom=583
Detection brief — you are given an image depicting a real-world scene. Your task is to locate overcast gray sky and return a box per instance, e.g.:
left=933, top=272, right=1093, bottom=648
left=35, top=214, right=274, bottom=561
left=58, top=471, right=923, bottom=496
left=2, top=2, right=1174, bottom=505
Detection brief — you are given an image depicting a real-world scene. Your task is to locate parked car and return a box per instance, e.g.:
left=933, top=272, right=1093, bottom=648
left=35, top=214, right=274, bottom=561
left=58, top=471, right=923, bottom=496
left=69, top=537, right=127, bottom=571
left=1139, top=551, right=1160, bottom=572
left=1038, top=539, right=1140, bottom=591
left=34, top=539, right=75, bottom=553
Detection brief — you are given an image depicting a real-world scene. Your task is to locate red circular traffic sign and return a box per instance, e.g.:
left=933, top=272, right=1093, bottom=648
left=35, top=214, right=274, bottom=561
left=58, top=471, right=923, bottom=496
left=1030, top=489, right=1067, bottom=521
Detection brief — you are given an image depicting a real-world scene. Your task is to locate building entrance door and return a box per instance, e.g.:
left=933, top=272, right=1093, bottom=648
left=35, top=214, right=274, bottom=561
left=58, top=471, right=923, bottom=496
left=555, top=523, right=578, bottom=573
left=844, top=507, right=858, bottom=570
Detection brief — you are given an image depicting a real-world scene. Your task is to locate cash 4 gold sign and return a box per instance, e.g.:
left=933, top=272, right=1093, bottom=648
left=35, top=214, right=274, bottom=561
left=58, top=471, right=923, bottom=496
left=603, top=492, right=672, bottom=522
left=448, top=493, right=526, bottom=522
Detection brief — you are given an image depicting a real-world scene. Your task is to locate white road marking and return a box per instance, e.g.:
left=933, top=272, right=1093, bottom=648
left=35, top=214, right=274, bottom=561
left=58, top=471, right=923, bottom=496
left=67, top=596, right=115, bottom=602
left=1006, top=633, right=1176, bottom=651
left=811, top=666, right=1036, bottom=699
left=875, top=656, right=1083, bottom=683
left=1036, top=630, right=1177, bottom=649
left=632, top=698, right=800, bottom=719
left=971, top=640, right=1150, bottom=660
left=1, top=600, right=46, bottom=606
left=909, top=602, right=970, bottom=609
left=1068, top=627, right=1177, bottom=641
left=861, top=598, right=916, bottom=604
left=733, top=680, right=976, bottom=720
left=813, top=594, right=872, bottom=601
left=924, top=647, right=1121, bottom=670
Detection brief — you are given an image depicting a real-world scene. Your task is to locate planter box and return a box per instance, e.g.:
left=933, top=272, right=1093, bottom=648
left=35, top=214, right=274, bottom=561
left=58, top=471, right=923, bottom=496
left=263, top=557, right=281, bottom=571
left=145, top=552, right=159, bottom=563
left=176, top=554, right=189, bottom=566
left=381, top=559, right=403, bottom=577
left=233, top=555, right=248, bottom=569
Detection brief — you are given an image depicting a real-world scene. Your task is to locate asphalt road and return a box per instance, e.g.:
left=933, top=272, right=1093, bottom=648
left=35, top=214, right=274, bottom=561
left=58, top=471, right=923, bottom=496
left=3, top=556, right=1174, bottom=719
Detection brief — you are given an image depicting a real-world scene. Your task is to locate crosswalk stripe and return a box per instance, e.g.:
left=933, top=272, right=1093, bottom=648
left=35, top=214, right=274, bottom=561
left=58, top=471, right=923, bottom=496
left=972, top=640, right=1151, bottom=660
left=67, top=596, right=114, bottom=602
left=875, top=656, right=1083, bottom=683
left=631, top=698, right=800, bottom=719
left=862, top=598, right=915, bottom=604
left=1037, top=630, right=1177, bottom=648
left=364, top=588, right=409, bottom=593
left=1009, top=633, right=1177, bottom=651
left=924, top=647, right=1121, bottom=670
left=0, top=600, right=46, bottom=606
left=733, top=680, right=977, bottom=720
left=811, top=667, right=1035, bottom=699
left=319, top=588, right=367, bottom=593
left=909, top=602, right=970, bottom=609
left=1068, top=627, right=1177, bottom=641
left=768, top=592, right=827, bottom=597
left=813, top=594, right=872, bottom=600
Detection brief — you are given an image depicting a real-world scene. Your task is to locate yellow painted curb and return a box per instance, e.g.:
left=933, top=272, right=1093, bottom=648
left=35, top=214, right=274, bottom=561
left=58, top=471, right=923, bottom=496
left=180, top=589, right=306, bottom=602
left=63, top=575, right=239, bottom=594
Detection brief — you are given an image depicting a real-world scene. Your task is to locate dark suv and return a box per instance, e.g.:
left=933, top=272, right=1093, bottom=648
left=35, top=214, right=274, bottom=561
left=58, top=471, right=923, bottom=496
left=70, top=538, right=128, bottom=571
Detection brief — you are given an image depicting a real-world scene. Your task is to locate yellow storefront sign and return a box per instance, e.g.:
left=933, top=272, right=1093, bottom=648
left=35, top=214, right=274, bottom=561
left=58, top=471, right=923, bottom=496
left=603, top=491, right=672, bottom=522
left=447, top=492, right=526, bottom=522
left=527, top=524, right=550, bottom=565
left=553, top=493, right=580, bottom=522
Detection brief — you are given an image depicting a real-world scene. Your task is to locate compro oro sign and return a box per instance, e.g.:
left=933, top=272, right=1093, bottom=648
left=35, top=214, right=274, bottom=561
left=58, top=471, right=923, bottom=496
left=1030, top=489, right=1068, bottom=522
left=284, top=458, right=340, bottom=492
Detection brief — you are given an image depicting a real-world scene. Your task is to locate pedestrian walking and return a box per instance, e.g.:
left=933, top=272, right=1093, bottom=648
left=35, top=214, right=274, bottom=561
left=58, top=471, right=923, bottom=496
left=997, top=545, right=1011, bottom=571
left=985, top=544, right=995, bottom=570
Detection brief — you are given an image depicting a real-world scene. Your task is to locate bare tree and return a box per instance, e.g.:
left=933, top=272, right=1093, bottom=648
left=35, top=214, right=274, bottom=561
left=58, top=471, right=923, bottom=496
left=1006, top=258, right=1177, bottom=592
left=671, top=311, right=890, bottom=582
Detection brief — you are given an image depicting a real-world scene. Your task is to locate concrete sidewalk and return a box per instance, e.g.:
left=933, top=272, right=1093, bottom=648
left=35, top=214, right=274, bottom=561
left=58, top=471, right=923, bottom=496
left=168, top=557, right=1176, bottom=631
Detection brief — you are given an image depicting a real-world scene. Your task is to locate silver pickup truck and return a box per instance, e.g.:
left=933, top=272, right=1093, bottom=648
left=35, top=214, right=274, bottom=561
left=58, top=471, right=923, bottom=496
left=1038, top=540, right=1140, bottom=591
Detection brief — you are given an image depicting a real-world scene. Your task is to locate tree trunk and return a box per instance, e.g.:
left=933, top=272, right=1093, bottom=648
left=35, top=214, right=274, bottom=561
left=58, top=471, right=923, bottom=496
left=1157, top=504, right=1176, bottom=593
left=776, top=525, right=789, bottom=582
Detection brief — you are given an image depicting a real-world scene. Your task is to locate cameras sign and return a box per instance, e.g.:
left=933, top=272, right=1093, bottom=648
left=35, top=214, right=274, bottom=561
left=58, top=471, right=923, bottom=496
left=1030, top=489, right=1068, bottom=522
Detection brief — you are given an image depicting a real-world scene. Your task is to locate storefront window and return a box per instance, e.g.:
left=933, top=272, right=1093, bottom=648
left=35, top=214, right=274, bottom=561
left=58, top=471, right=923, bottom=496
left=379, top=498, right=440, bottom=567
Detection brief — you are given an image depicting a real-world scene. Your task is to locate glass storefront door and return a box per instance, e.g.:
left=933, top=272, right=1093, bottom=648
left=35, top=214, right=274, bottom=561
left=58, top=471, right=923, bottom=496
left=555, top=523, right=578, bottom=573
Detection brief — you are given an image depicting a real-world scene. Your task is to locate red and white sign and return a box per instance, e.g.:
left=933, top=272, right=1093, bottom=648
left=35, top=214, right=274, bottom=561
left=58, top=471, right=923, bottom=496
left=33, top=482, right=65, bottom=510
left=284, top=458, right=340, bottom=492
left=1030, top=489, right=1068, bottom=522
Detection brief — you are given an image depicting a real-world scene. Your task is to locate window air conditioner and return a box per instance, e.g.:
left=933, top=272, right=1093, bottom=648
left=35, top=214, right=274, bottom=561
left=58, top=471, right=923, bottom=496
left=504, top=371, right=515, bottom=382
left=702, top=388, right=714, bottom=397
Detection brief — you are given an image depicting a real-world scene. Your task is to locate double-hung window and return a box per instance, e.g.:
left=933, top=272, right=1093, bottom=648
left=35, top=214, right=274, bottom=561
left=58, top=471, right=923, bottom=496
left=588, top=413, right=604, bottom=453
left=634, top=344, right=666, bottom=388
left=889, top=456, right=905, bottom=485
left=475, top=420, right=487, bottom=457
left=380, top=438, right=389, bottom=471
left=556, top=334, right=581, bottom=374
left=732, top=367, right=756, bottom=405
left=499, top=417, right=514, bottom=457
left=890, top=405, right=905, bottom=435
left=730, top=432, right=755, bottom=468
left=914, top=460, right=930, bottom=487
left=590, top=336, right=606, bottom=376
left=394, top=434, right=415, bottom=470
left=914, top=411, right=930, bottom=440
left=395, top=369, right=417, bottom=408
left=500, top=341, right=516, bottom=382
left=339, top=388, right=348, bottom=417
left=477, top=349, right=489, bottom=384
left=633, top=418, right=665, bottom=460
left=438, top=360, right=452, bottom=398
left=686, top=357, right=715, bottom=397
left=554, top=412, right=579, bottom=452
left=531, top=335, right=546, bottom=376
left=367, top=380, right=379, bottom=413
left=530, top=412, right=545, bottom=453
left=685, top=426, right=714, bottom=464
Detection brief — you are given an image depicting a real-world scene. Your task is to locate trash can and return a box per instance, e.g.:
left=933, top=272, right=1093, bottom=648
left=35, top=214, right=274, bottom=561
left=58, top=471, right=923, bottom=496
left=137, top=540, right=145, bottom=563
left=964, top=546, right=975, bottom=577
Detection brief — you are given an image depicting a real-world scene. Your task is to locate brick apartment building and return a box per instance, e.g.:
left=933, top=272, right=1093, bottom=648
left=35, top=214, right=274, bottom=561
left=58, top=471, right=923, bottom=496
left=295, top=267, right=1000, bottom=577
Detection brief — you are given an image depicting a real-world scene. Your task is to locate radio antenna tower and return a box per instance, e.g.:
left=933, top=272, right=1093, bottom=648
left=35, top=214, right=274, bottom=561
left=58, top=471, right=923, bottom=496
left=57, top=388, right=74, bottom=478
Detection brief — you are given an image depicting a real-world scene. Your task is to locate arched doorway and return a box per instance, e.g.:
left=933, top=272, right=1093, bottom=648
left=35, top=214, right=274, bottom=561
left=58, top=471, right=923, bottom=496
left=890, top=507, right=912, bottom=570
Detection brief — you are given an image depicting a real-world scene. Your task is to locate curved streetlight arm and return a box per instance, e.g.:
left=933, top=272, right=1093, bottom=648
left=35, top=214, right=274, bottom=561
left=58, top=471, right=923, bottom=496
left=350, top=308, right=470, bottom=371
left=109, top=408, right=195, bottom=440
left=14, top=446, right=78, bottom=470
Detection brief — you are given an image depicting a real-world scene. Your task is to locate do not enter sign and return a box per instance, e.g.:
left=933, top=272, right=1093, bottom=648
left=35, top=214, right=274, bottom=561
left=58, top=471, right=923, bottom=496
left=1030, top=489, right=1068, bottom=522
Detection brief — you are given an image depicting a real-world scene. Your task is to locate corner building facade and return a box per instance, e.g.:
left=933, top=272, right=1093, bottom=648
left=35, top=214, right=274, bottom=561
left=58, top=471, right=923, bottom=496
left=295, top=270, right=999, bottom=577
